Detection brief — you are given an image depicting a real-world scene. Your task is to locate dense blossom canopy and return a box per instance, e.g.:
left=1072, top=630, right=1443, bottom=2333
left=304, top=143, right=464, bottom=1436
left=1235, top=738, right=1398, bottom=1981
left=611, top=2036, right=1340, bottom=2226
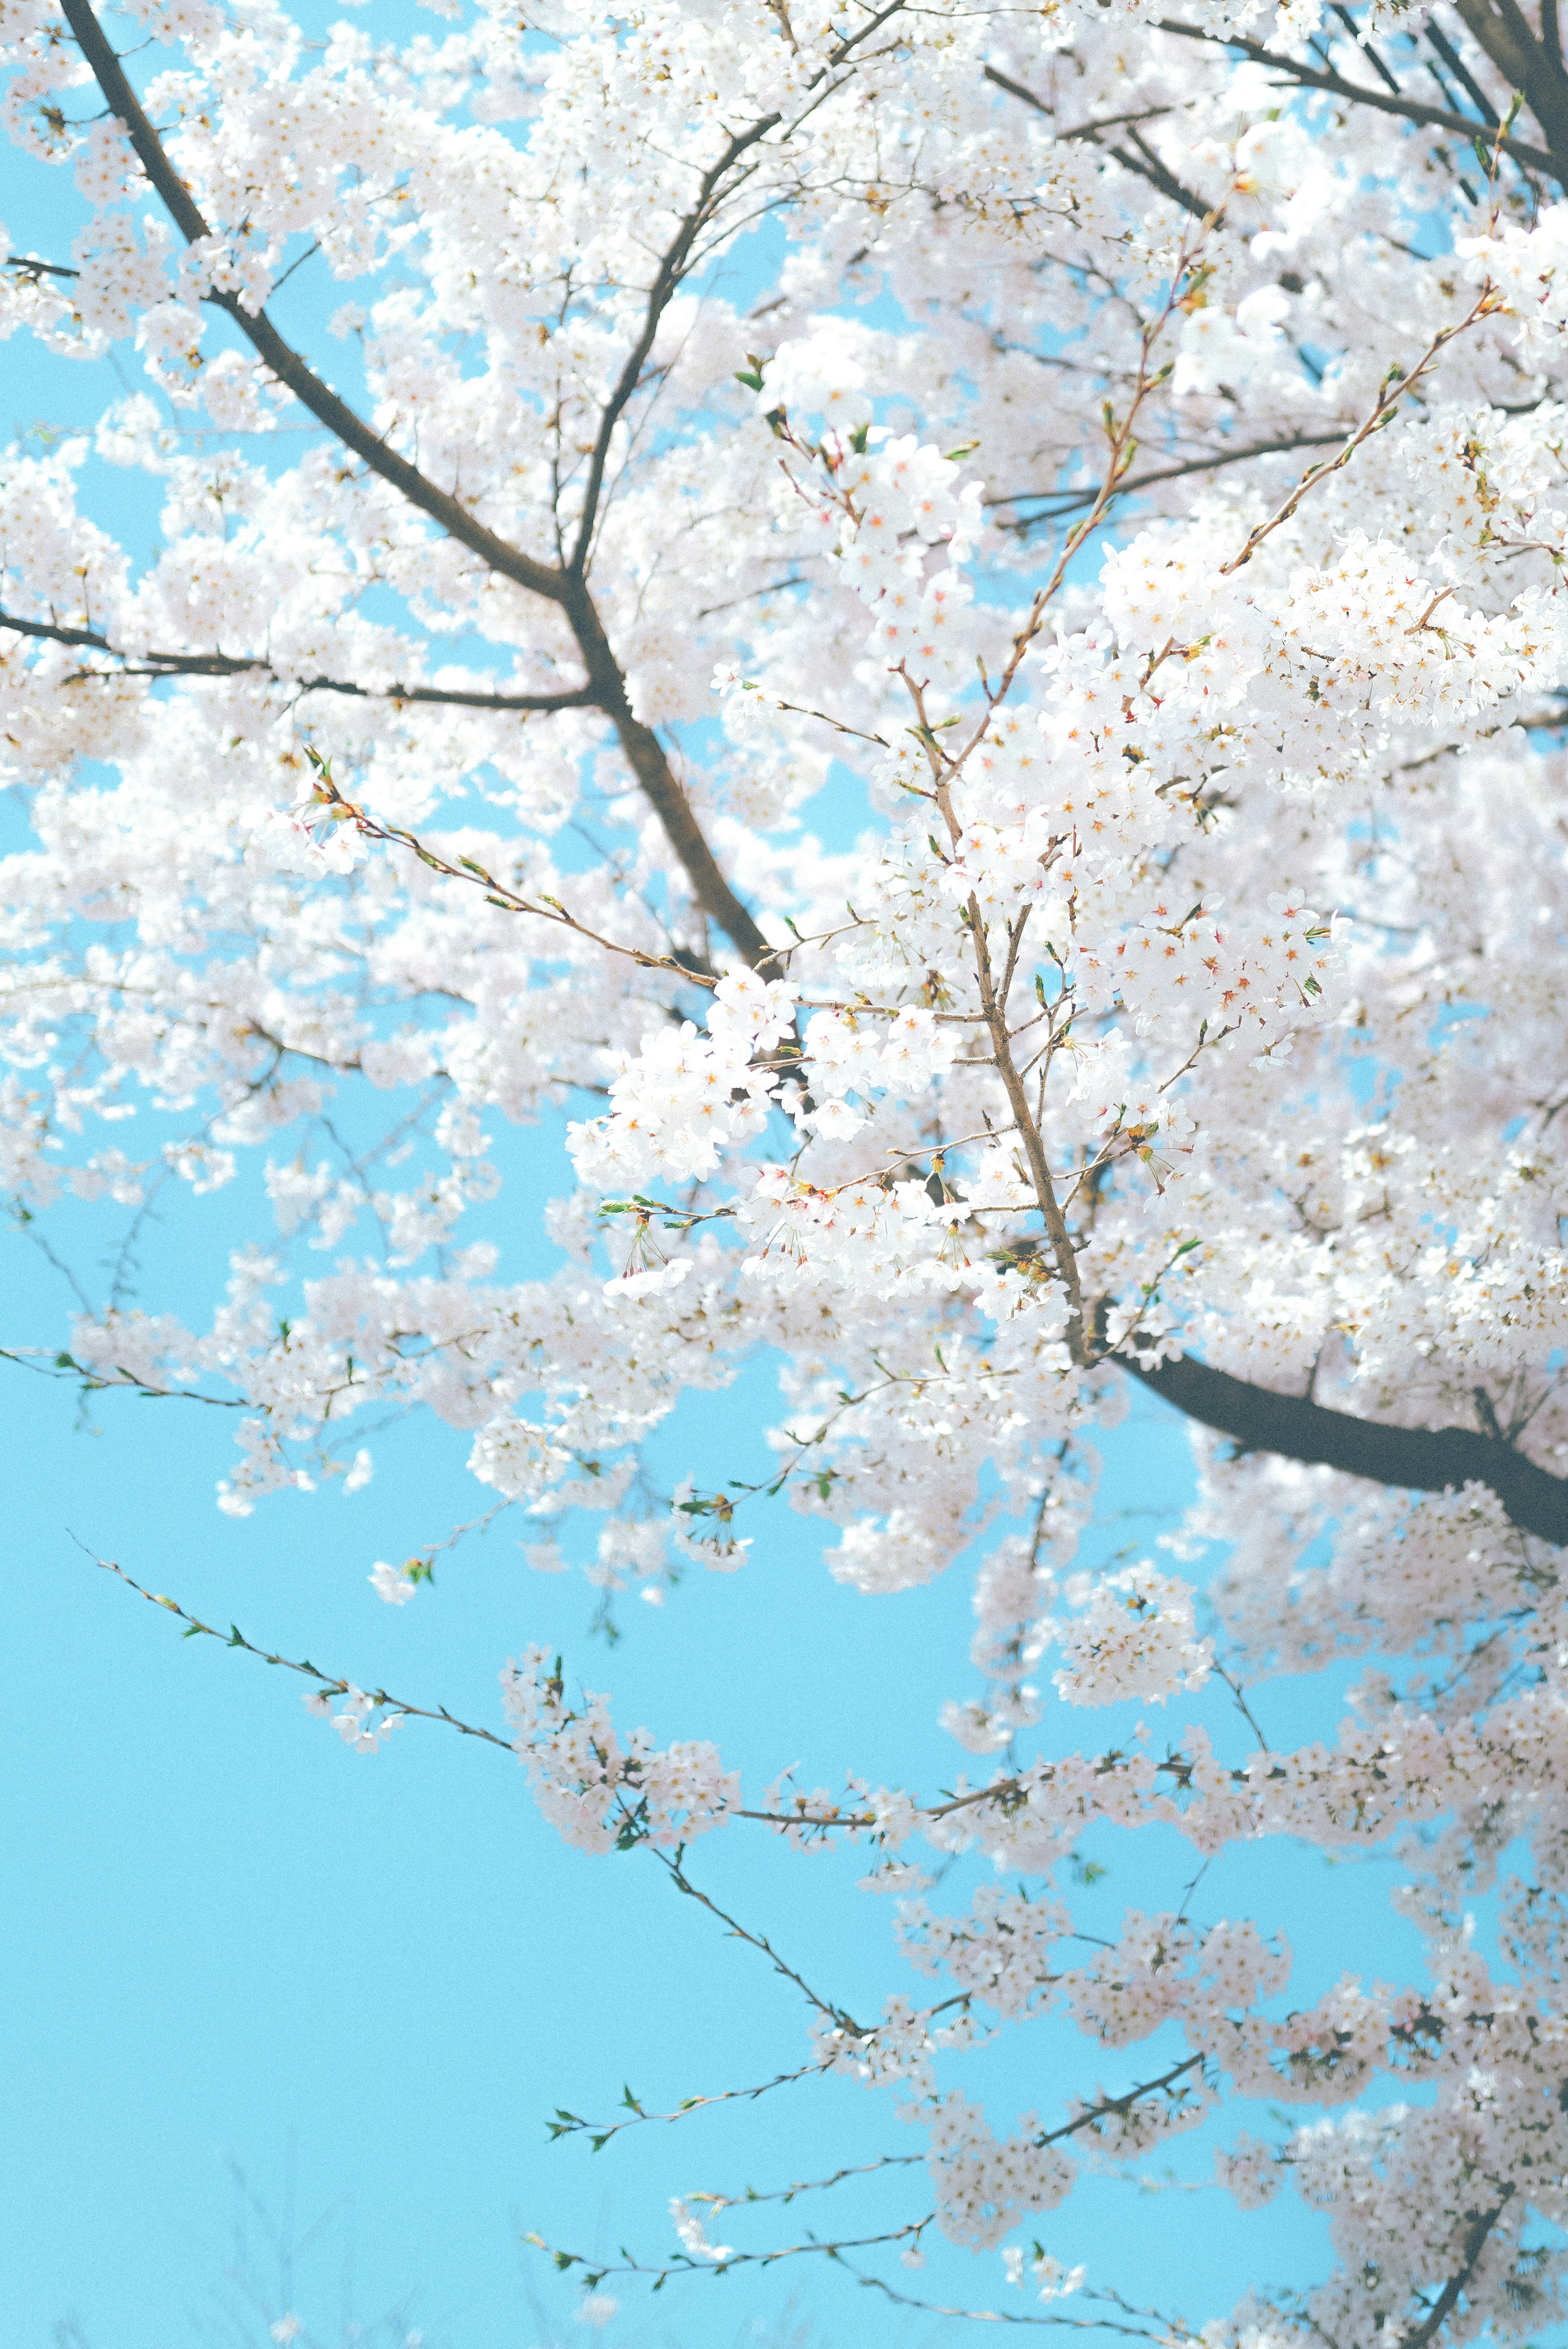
left=8, top=0, right=1568, bottom=2336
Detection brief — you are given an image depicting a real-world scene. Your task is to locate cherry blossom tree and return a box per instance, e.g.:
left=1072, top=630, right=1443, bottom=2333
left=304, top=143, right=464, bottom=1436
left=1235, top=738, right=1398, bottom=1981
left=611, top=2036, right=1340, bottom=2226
left=9, top=0, right=1568, bottom=2337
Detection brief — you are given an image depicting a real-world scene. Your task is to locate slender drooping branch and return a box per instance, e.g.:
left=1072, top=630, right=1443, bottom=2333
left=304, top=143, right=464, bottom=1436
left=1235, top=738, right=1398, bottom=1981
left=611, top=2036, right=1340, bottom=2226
left=92, top=1551, right=521, bottom=1750
left=1122, top=1351, right=1568, bottom=1545
left=545, top=2060, right=835, bottom=2150
left=838, top=2267, right=1204, bottom=2343
left=307, top=761, right=741, bottom=984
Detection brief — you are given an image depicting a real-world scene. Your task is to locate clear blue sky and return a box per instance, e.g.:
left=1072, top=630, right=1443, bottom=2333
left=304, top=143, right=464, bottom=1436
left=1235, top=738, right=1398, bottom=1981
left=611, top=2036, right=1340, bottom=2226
left=1, top=17, right=1427, bottom=2342
left=4, top=1123, right=1411, bottom=2348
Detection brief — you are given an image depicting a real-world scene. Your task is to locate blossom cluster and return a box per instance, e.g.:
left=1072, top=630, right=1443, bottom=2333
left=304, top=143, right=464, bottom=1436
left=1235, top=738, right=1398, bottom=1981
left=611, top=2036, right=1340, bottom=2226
left=499, top=1645, right=739, bottom=1854
left=6, top=0, right=1568, bottom=2334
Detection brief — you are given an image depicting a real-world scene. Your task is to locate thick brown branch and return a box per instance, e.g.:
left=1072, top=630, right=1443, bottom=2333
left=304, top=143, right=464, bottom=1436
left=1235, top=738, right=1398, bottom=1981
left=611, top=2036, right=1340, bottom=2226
left=1547, top=0, right=1566, bottom=82
left=1401, top=2188, right=1515, bottom=2349
left=1158, top=17, right=1560, bottom=177
left=1122, top=1351, right=1568, bottom=1545
left=559, top=578, right=779, bottom=969
left=59, top=0, right=567, bottom=606
left=2, top=252, right=78, bottom=278
left=58, top=0, right=779, bottom=971
left=1452, top=0, right=1568, bottom=162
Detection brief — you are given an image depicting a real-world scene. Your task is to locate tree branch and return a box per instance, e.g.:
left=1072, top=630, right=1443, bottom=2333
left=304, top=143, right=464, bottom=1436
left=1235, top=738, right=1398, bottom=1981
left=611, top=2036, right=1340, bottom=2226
left=567, top=113, right=782, bottom=575
left=838, top=2263, right=1204, bottom=2342
left=1116, top=122, right=1212, bottom=221
left=1452, top=0, right=1568, bottom=162
left=984, top=65, right=1212, bottom=218
left=1401, top=2188, right=1515, bottom=2349
left=57, top=0, right=780, bottom=971
left=989, top=431, right=1354, bottom=531
left=1157, top=17, right=1560, bottom=178
left=1121, top=1351, right=1568, bottom=1545
left=0, top=607, right=596, bottom=710
left=1424, top=20, right=1502, bottom=125
left=2, top=252, right=78, bottom=278
left=59, top=0, right=568, bottom=605
left=556, top=579, right=779, bottom=967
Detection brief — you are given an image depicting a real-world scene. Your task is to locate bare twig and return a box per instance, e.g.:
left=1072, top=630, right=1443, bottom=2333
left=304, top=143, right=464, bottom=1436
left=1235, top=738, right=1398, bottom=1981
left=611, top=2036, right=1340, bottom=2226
left=545, top=2060, right=835, bottom=2151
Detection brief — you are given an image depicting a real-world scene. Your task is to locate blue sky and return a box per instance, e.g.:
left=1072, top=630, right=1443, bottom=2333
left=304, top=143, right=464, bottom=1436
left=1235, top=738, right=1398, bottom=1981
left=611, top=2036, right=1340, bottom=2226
left=5, top=1095, right=1418, bottom=2348
left=0, top=14, right=1433, bottom=2343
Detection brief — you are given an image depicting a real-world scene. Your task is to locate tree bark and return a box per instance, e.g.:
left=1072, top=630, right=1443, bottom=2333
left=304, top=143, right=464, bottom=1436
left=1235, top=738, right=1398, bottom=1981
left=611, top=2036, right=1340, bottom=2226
left=1122, top=1352, right=1568, bottom=1546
